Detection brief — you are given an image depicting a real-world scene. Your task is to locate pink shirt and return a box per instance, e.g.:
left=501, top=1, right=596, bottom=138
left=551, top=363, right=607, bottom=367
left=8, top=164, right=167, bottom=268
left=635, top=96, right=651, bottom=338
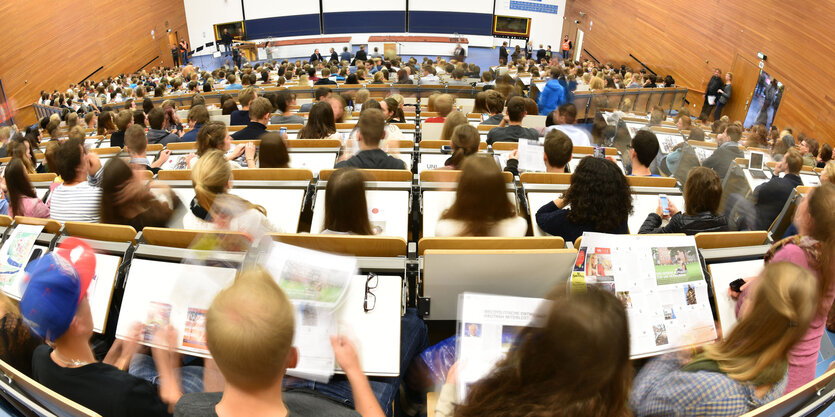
left=8, top=196, right=50, bottom=219
left=773, top=244, right=835, bottom=393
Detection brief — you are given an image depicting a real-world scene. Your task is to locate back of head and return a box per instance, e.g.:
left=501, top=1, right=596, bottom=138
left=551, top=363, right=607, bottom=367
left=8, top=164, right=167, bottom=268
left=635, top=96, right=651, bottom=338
left=192, top=149, right=231, bottom=210
left=324, top=168, right=373, bottom=235
left=188, top=105, right=210, bottom=125
left=238, top=87, right=256, bottom=107
left=148, top=107, right=165, bottom=130
left=314, top=87, right=331, bottom=101
left=784, top=148, right=803, bottom=174
left=99, top=157, right=137, bottom=222
left=565, top=157, right=633, bottom=232
left=819, top=143, right=832, bottom=163
left=631, top=130, right=660, bottom=167
left=249, top=97, right=273, bottom=121
left=688, top=127, right=705, bottom=142
left=683, top=167, right=722, bottom=215
left=557, top=103, right=577, bottom=124
left=506, top=96, right=527, bottom=122
left=456, top=287, right=630, bottom=417
left=115, top=109, right=133, bottom=131
left=221, top=99, right=238, bottom=115
left=4, top=158, right=36, bottom=217
left=449, top=124, right=480, bottom=168
left=207, top=267, right=295, bottom=391
left=357, top=108, right=386, bottom=146
left=703, top=262, right=816, bottom=382
left=275, top=90, right=293, bottom=113
left=725, top=124, right=742, bottom=143
left=434, top=94, right=454, bottom=117
left=806, top=183, right=835, bottom=293
left=648, top=109, right=665, bottom=126
left=124, top=124, right=147, bottom=154
left=55, top=138, right=85, bottom=181
left=258, top=133, right=290, bottom=168
left=440, top=111, right=467, bottom=141
left=196, top=121, right=228, bottom=156
left=485, top=91, right=505, bottom=115
left=300, top=101, right=336, bottom=139
left=544, top=129, right=573, bottom=168
left=442, top=155, right=515, bottom=236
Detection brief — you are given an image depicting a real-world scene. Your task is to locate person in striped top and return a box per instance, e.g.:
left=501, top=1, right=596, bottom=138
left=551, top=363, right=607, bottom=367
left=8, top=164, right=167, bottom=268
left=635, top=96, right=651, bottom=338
left=46, top=138, right=103, bottom=223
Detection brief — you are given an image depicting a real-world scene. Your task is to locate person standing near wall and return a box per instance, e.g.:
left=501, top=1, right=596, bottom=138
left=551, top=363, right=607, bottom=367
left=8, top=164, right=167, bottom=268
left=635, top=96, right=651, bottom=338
left=221, top=29, right=233, bottom=54
left=713, top=72, right=733, bottom=121
left=499, top=41, right=509, bottom=64
left=171, top=45, right=180, bottom=67
left=561, top=35, right=572, bottom=59
left=179, top=39, right=189, bottom=65
left=699, top=68, right=722, bottom=121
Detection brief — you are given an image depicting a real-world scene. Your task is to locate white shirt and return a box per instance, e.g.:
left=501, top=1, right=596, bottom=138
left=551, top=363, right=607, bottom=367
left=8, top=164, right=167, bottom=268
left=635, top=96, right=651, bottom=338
left=182, top=206, right=282, bottom=239
left=435, top=216, right=528, bottom=237
left=420, top=75, right=440, bottom=84
left=47, top=181, right=102, bottom=223
left=543, top=125, right=592, bottom=147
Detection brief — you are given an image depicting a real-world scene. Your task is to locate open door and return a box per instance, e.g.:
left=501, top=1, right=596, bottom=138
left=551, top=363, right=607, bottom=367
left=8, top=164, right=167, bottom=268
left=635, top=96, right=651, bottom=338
left=725, top=53, right=762, bottom=123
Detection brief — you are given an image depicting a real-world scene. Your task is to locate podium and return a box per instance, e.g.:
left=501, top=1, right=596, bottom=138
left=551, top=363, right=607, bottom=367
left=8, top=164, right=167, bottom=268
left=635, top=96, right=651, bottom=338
left=237, top=40, right=258, bottom=61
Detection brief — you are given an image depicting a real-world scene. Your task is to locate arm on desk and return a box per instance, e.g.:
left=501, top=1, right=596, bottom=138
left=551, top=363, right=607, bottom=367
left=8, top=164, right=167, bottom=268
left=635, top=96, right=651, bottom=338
left=331, top=335, right=385, bottom=417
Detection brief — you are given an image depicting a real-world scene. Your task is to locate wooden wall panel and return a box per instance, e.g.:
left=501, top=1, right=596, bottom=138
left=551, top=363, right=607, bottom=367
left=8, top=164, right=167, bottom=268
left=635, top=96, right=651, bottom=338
left=0, top=0, right=188, bottom=123
left=563, top=0, right=835, bottom=145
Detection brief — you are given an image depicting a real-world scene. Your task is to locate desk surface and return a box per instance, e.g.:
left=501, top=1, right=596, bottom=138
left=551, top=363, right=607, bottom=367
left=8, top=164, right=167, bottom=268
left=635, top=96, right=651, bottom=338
left=367, top=36, right=469, bottom=44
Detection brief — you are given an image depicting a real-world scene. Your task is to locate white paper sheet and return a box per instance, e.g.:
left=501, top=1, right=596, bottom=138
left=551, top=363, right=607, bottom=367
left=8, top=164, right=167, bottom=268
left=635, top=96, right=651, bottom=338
left=0, top=224, right=45, bottom=300
left=708, top=260, right=764, bottom=338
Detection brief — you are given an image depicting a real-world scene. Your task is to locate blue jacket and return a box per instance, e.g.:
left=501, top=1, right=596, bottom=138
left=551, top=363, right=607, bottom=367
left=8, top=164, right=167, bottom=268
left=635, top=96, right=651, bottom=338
left=537, top=79, right=566, bottom=116
left=180, top=123, right=202, bottom=142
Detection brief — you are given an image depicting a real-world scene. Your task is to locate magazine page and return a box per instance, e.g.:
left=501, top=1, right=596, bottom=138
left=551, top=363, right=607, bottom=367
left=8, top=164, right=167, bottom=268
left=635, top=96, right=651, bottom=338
left=571, top=232, right=716, bottom=358
left=0, top=224, right=45, bottom=300
left=707, top=260, right=764, bottom=338
left=88, top=253, right=122, bottom=334
left=161, top=154, right=189, bottom=170
left=285, top=304, right=336, bottom=382
left=455, top=293, right=550, bottom=403
left=654, top=132, right=684, bottom=154
left=517, top=138, right=546, bottom=172
left=263, top=241, right=355, bottom=309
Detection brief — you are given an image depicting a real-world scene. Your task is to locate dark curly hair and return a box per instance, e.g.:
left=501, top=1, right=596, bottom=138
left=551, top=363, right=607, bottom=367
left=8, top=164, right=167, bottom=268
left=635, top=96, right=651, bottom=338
left=563, top=157, right=633, bottom=232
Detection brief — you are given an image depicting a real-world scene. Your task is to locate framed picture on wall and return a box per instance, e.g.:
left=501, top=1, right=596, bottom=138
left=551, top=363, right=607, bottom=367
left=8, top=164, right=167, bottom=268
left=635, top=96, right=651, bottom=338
left=492, top=15, right=531, bottom=38
left=214, top=21, right=246, bottom=42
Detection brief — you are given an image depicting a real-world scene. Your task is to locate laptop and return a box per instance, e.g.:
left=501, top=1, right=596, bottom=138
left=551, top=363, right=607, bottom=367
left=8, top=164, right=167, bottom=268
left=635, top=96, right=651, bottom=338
left=749, top=152, right=768, bottom=179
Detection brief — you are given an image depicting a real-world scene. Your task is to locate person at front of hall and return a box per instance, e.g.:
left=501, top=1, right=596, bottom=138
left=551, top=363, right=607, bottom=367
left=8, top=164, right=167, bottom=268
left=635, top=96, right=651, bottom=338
left=561, top=35, right=572, bottom=59
left=179, top=38, right=189, bottom=65
left=221, top=28, right=233, bottom=54
left=499, top=41, right=509, bottom=64
left=310, top=49, right=323, bottom=63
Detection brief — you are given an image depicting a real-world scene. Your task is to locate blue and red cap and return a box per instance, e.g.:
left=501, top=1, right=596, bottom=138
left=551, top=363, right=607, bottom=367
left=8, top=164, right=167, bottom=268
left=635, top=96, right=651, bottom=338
left=19, top=238, right=97, bottom=342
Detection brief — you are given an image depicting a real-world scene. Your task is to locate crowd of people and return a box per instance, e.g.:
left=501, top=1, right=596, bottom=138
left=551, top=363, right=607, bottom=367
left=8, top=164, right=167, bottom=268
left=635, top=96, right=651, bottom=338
left=0, top=41, right=830, bottom=417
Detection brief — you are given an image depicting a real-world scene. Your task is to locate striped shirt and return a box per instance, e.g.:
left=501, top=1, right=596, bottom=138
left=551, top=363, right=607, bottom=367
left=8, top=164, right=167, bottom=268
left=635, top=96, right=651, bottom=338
left=47, top=173, right=102, bottom=223
left=630, top=354, right=787, bottom=417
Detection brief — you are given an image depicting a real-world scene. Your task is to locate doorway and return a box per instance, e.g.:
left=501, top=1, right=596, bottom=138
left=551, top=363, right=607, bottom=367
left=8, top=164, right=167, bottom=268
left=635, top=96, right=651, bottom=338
left=724, top=53, right=761, bottom=124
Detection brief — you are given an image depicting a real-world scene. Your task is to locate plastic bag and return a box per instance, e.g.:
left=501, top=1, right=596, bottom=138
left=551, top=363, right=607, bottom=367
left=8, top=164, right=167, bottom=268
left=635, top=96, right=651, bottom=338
left=415, top=336, right=457, bottom=387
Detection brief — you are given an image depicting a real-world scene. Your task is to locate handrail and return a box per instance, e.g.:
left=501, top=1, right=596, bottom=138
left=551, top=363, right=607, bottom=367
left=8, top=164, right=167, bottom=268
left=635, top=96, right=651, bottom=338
left=584, top=49, right=600, bottom=64
left=136, top=56, right=159, bottom=73
left=629, top=54, right=656, bottom=76
left=78, top=66, right=104, bottom=85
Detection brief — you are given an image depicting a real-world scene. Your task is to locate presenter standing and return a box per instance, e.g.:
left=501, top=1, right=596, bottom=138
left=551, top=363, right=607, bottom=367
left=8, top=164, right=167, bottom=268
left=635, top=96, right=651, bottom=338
left=221, top=29, right=233, bottom=54
left=454, top=44, right=466, bottom=62
left=499, top=41, right=509, bottom=64
left=561, top=35, right=572, bottom=60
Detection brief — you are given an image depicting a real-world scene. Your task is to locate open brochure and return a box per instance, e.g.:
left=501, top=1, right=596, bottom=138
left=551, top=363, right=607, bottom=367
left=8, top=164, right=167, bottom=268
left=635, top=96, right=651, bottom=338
left=571, top=232, right=717, bottom=358
left=456, top=293, right=549, bottom=403
left=261, top=241, right=358, bottom=381
left=0, top=224, right=45, bottom=300
left=517, top=138, right=547, bottom=172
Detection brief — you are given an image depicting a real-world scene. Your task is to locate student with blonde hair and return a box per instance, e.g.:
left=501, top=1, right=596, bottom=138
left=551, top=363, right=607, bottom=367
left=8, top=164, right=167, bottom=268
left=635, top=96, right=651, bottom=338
left=436, top=155, right=527, bottom=237
left=425, top=94, right=454, bottom=123
left=439, top=111, right=467, bottom=141
left=183, top=149, right=279, bottom=238
left=631, top=262, right=818, bottom=416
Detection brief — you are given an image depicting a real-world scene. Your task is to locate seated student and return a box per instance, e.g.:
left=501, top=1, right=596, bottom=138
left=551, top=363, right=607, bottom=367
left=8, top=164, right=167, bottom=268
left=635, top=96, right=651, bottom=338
left=439, top=111, right=467, bottom=141
left=269, top=90, right=306, bottom=125
left=478, top=90, right=505, bottom=125
left=542, top=103, right=593, bottom=147
left=183, top=149, right=280, bottom=237
left=181, top=105, right=211, bottom=143
left=175, top=267, right=427, bottom=417
left=485, top=97, right=540, bottom=145
left=229, top=87, right=255, bottom=126
left=257, top=132, right=290, bottom=168
left=322, top=168, right=374, bottom=235
left=298, top=101, right=341, bottom=140
left=381, top=97, right=406, bottom=124
left=435, top=155, right=527, bottom=237
left=21, top=252, right=180, bottom=416
left=536, top=157, right=632, bottom=242
left=100, top=157, right=179, bottom=230
left=314, top=68, right=337, bottom=85
left=702, top=124, right=744, bottom=179
left=505, top=129, right=573, bottom=176
left=47, top=138, right=103, bottom=223
left=146, top=107, right=182, bottom=145
left=124, top=124, right=169, bottom=174
left=434, top=287, right=630, bottom=417
left=443, top=124, right=480, bottom=170
left=816, top=143, right=832, bottom=169
left=224, top=73, right=243, bottom=90
left=821, top=160, right=835, bottom=185
left=630, top=262, right=817, bottom=417
left=423, top=94, right=454, bottom=123
left=447, top=68, right=470, bottom=86
left=628, top=130, right=660, bottom=176
left=335, top=109, right=406, bottom=170
left=299, top=87, right=332, bottom=113
left=0, top=292, right=42, bottom=377
left=4, top=158, right=49, bottom=218
left=798, top=136, right=818, bottom=167
left=193, top=121, right=253, bottom=169
left=9, top=140, right=36, bottom=174
left=639, top=167, right=728, bottom=234
left=109, top=109, right=133, bottom=148
left=752, top=148, right=804, bottom=230
left=231, top=97, right=271, bottom=140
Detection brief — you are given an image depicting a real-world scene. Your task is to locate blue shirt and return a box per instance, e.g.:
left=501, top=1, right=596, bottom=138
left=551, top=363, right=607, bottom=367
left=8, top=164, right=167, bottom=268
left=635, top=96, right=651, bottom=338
left=537, top=79, right=566, bottom=116
left=225, top=83, right=243, bottom=90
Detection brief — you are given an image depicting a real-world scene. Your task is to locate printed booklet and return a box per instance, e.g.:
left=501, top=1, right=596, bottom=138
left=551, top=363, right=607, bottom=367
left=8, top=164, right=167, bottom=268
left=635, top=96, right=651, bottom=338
left=571, top=232, right=717, bottom=358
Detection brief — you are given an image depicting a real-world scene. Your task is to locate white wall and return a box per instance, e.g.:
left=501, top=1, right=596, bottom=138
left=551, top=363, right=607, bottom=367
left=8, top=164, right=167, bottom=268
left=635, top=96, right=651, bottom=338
left=244, top=0, right=318, bottom=18
left=494, top=0, right=565, bottom=48
left=321, top=0, right=406, bottom=13
left=409, top=0, right=492, bottom=14
left=184, top=0, right=243, bottom=50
